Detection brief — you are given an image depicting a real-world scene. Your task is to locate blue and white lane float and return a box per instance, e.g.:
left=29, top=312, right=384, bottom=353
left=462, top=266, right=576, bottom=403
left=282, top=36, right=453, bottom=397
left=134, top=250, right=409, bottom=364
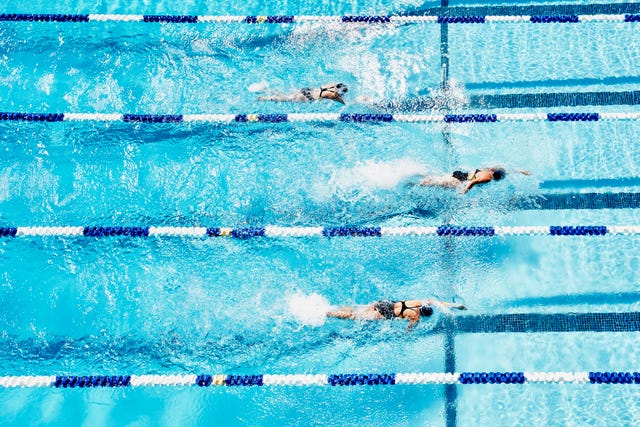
left=0, top=112, right=637, bottom=124
left=0, top=372, right=638, bottom=388
left=0, top=225, right=634, bottom=238
left=1, top=13, right=640, bottom=24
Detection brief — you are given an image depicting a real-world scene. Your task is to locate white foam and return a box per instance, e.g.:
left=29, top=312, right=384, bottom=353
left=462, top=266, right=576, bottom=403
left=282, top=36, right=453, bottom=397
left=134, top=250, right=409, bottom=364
left=248, top=81, right=269, bottom=93
left=328, top=158, right=428, bottom=192
left=36, top=73, right=54, bottom=95
left=287, top=292, right=332, bottom=327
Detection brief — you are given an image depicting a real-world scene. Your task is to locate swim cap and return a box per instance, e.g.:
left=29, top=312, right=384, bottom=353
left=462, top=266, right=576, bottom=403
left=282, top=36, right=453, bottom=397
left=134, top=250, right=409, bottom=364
left=420, top=305, right=433, bottom=317
left=492, top=169, right=506, bottom=180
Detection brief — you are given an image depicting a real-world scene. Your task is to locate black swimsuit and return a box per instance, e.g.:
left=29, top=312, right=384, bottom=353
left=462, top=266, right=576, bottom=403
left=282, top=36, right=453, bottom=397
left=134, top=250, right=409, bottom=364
left=452, top=169, right=480, bottom=182
left=374, top=300, right=417, bottom=319
left=374, top=300, right=396, bottom=319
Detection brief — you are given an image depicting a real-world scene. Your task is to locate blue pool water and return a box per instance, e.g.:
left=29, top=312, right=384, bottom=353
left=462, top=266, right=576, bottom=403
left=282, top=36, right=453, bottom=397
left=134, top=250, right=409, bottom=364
left=2, top=0, right=640, bottom=425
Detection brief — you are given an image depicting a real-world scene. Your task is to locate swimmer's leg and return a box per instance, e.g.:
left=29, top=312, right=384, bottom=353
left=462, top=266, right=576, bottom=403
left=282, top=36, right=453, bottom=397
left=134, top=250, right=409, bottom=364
left=326, top=307, right=356, bottom=319
left=419, top=175, right=460, bottom=188
left=257, top=93, right=299, bottom=102
left=401, top=173, right=433, bottom=188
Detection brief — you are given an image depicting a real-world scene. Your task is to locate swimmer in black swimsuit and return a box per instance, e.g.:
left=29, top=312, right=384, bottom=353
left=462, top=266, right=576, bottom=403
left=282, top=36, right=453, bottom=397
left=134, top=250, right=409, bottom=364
left=257, top=82, right=348, bottom=104
left=419, top=167, right=531, bottom=194
left=327, top=298, right=466, bottom=330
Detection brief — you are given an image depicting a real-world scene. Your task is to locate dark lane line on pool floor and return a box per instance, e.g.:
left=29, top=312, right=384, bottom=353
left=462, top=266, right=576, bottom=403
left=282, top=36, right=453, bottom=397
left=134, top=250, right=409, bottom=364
left=438, top=3, right=458, bottom=426
left=402, top=2, right=640, bottom=17
left=512, top=192, right=640, bottom=210
left=465, top=77, right=640, bottom=92
left=433, top=311, right=640, bottom=334
left=380, top=90, right=640, bottom=111
left=540, top=178, right=640, bottom=190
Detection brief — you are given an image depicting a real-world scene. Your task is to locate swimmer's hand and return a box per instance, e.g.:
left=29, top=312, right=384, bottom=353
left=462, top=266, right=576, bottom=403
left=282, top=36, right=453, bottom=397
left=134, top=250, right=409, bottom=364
left=454, top=304, right=467, bottom=311
left=512, top=169, right=532, bottom=175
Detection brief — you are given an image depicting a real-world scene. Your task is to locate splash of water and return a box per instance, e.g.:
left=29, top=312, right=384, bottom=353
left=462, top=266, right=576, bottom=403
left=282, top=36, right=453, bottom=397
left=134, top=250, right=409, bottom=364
left=248, top=80, right=269, bottom=92
left=287, top=292, right=332, bottom=327
left=328, top=158, right=428, bottom=192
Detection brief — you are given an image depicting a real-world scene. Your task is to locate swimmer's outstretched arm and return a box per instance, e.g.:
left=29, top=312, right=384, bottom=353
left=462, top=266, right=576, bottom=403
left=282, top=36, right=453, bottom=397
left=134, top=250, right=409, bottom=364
left=405, top=311, right=420, bottom=331
left=423, top=298, right=467, bottom=311
left=496, top=168, right=532, bottom=176
left=462, top=177, right=487, bottom=194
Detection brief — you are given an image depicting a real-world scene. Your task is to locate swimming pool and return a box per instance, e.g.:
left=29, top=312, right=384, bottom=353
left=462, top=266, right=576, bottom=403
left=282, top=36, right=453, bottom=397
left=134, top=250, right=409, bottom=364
left=2, top=0, right=640, bottom=425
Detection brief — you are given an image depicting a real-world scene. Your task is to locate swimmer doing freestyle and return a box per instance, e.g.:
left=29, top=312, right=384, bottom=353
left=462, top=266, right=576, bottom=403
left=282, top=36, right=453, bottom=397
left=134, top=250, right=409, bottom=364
left=257, top=82, right=349, bottom=104
left=418, top=167, right=531, bottom=194
left=327, top=298, right=466, bottom=330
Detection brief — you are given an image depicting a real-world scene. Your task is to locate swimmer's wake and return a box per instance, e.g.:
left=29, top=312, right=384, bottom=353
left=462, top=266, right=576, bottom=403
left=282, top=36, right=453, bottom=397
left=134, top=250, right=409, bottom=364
left=287, top=293, right=333, bottom=326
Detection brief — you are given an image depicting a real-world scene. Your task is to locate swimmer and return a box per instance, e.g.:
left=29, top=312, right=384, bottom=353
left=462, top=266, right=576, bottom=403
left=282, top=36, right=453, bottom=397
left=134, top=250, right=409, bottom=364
left=327, top=298, right=466, bottom=330
left=418, top=167, right=531, bottom=194
left=257, top=82, right=348, bottom=104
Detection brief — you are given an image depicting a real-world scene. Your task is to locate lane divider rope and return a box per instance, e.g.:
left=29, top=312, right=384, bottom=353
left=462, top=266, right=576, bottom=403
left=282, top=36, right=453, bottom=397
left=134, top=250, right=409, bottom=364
left=0, top=372, right=637, bottom=388
left=0, top=13, right=639, bottom=24
left=0, top=225, right=633, bottom=238
left=0, top=112, right=635, bottom=124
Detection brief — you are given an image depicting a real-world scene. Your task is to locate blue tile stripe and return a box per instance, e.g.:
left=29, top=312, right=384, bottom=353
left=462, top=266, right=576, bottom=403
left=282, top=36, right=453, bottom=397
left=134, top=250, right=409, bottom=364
left=469, top=91, right=640, bottom=109
left=406, top=2, right=640, bottom=17
left=445, top=312, right=640, bottom=334
left=512, top=193, right=640, bottom=211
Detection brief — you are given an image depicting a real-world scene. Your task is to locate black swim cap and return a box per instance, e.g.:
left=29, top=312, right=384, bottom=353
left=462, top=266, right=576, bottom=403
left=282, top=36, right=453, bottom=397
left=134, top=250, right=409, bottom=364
left=492, top=169, right=506, bottom=180
left=420, top=305, right=433, bottom=317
